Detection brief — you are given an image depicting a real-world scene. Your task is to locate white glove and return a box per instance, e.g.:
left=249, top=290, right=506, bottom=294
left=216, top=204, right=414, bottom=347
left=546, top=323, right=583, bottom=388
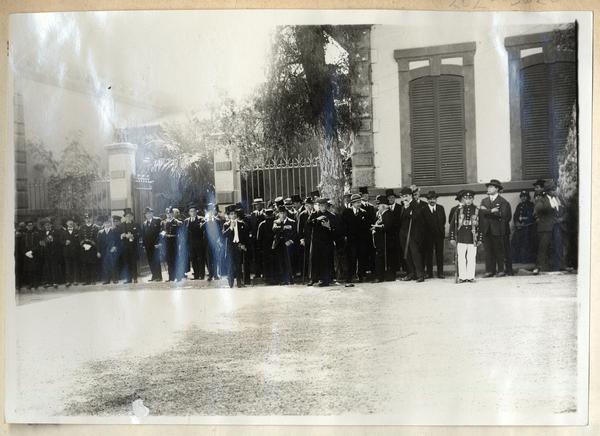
left=25, top=251, right=33, bottom=259
left=83, top=244, right=92, bottom=251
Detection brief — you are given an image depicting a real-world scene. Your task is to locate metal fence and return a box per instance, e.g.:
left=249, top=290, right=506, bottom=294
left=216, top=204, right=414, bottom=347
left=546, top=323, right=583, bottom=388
left=24, top=178, right=111, bottom=216
left=240, top=155, right=321, bottom=206
left=132, top=175, right=154, bottom=220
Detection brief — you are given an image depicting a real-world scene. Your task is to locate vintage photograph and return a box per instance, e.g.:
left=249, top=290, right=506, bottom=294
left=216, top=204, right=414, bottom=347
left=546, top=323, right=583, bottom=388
left=5, top=9, right=592, bottom=425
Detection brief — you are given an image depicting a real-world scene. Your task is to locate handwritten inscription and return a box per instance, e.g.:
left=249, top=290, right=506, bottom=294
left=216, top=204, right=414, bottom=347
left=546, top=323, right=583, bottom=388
left=449, top=0, right=560, bottom=9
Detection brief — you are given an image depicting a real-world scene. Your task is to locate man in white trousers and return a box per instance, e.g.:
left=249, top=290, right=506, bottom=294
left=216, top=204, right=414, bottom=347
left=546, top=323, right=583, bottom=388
left=449, top=190, right=483, bottom=283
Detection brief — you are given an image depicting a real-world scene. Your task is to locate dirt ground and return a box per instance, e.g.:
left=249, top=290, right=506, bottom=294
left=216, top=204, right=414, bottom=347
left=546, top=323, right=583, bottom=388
left=9, top=272, right=580, bottom=424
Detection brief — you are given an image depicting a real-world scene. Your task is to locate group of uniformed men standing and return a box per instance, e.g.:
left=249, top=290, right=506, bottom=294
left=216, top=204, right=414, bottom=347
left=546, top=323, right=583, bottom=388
left=14, top=177, right=573, bottom=290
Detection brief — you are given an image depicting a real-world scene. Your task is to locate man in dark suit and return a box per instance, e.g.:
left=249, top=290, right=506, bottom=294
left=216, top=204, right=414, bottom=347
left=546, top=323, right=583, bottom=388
left=97, top=217, right=120, bottom=285
left=222, top=206, right=250, bottom=288
left=307, top=198, right=336, bottom=286
left=79, top=213, right=99, bottom=285
left=386, top=188, right=402, bottom=277
left=40, top=219, right=62, bottom=288
left=203, top=203, right=223, bottom=281
left=119, top=208, right=140, bottom=284
left=399, top=187, right=425, bottom=282
left=297, top=197, right=315, bottom=284
left=422, top=190, right=447, bottom=279
left=249, top=198, right=265, bottom=279
left=257, top=208, right=277, bottom=285
left=162, top=206, right=182, bottom=282
left=19, top=220, right=41, bottom=289
left=184, top=205, right=205, bottom=280
left=371, top=195, right=396, bottom=282
left=141, top=207, right=163, bottom=282
left=358, top=186, right=376, bottom=276
left=62, top=218, right=80, bottom=287
left=272, top=206, right=297, bottom=285
left=479, top=179, right=512, bottom=277
left=342, top=194, right=371, bottom=286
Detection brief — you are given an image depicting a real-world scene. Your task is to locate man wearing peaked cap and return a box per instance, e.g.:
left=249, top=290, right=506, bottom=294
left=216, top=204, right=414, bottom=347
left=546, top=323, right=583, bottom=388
left=274, top=196, right=285, bottom=207
left=449, top=189, right=482, bottom=283
left=202, top=200, right=223, bottom=281
left=162, top=206, right=183, bottom=282
left=184, top=203, right=206, bottom=280
left=480, top=179, right=512, bottom=277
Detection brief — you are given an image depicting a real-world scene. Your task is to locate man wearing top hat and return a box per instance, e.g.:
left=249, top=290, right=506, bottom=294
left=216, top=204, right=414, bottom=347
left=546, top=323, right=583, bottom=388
left=399, top=187, right=426, bottom=282
left=222, top=206, right=250, bottom=288
left=422, top=190, right=447, bottom=279
left=512, top=190, right=536, bottom=264
left=118, top=208, right=140, bottom=284
left=142, top=206, right=163, bottom=282
left=385, top=188, right=402, bottom=277
left=479, top=179, right=512, bottom=277
left=449, top=190, right=482, bottom=283
left=297, top=196, right=316, bottom=283
left=371, top=194, right=395, bottom=282
left=19, top=220, right=41, bottom=289
left=257, top=207, right=277, bottom=285
left=249, top=198, right=266, bottom=279
left=307, top=197, right=336, bottom=286
left=272, top=205, right=297, bottom=285
left=184, top=204, right=205, bottom=280
left=342, top=193, right=371, bottom=286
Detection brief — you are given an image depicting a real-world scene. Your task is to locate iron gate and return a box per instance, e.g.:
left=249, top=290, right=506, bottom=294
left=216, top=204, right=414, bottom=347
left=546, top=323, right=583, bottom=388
left=240, top=155, right=321, bottom=207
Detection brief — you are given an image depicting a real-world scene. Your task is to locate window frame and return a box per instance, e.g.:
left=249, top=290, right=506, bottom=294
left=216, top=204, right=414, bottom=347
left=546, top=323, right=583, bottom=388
left=394, top=42, right=477, bottom=187
left=504, top=30, right=577, bottom=181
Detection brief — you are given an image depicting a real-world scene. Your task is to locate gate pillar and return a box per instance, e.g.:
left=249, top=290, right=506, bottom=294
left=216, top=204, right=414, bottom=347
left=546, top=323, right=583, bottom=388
left=104, top=142, right=137, bottom=215
left=213, top=148, right=241, bottom=207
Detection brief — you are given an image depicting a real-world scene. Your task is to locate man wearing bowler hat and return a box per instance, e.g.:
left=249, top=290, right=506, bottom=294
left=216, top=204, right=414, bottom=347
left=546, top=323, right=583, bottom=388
left=385, top=188, right=402, bottom=277
left=371, top=194, right=395, bottom=282
left=422, top=190, right=446, bottom=279
left=479, top=179, right=512, bottom=277
left=342, top=193, right=371, bottom=286
left=399, top=187, right=425, bottom=282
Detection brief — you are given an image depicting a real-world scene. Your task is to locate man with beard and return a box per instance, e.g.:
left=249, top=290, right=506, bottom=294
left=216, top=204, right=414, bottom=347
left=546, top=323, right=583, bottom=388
left=399, top=187, right=425, bottom=283
left=141, top=207, right=163, bottom=282
left=371, top=195, right=396, bottom=282
left=307, top=198, right=336, bottom=286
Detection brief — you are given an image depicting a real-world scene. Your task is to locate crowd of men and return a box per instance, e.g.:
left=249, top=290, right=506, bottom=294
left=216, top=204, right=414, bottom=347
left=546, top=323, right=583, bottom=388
left=14, top=178, right=574, bottom=290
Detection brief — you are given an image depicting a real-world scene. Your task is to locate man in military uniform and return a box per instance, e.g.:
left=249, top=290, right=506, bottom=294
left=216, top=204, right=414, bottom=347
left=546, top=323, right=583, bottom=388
left=62, top=218, right=80, bottom=287
left=399, top=187, right=425, bottom=282
left=222, top=206, right=250, bottom=288
left=142, top=207, right=163, bottom=282
left=97, top=216, right=120, bottom=285
left=358, top=186, right=376, bottom=276
left=79, top=213, right=99, bottom=285
left=184, top=205, right=205, bottom=280
left=307, top=198, right=336, bottom=286
left=422, top=190, right=446, bottom=279
left=162, top=206, right=182, bottom=282
left=511, top=190, right=536, bottom=264
left=297, top=196, right=315, bottom=283
left=371, top=195, right=395, bottom=282
left=342, top=194, right=370, bottom=286
left=257, top=208, right=277, bottom=285
left=19, top=220, right=41, bottom=289
left=203, top=203, right=223, bottom=281
left=119, top=208, right=140, bottom=284
left=479, top=179, right=512, bottom=277
left=449, top=190, right=482, bottom=283
left=272, top=205, right=297, bottom=285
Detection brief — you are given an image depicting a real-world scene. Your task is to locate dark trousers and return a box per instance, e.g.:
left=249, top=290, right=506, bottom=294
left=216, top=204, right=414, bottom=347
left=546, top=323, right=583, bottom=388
left=145, top=244, right=162, bottom=280
left=81, top=261, right=97, bottom=284
left=253, top=242, right=263, bottom=278
left=423, top=235, right=444, bottom=276
left=261, top=248, right=277, bottom=284
left=121, top=245, right=138, bottom=281
left=227, top=244, right=243, bottom=287
left=276, top=244, right=294, bottom=284
left=22, top=259, right=41, bottom=288
left=189, top=244, right=205, bottom=279
left=503, top=233, right=513, bottom=274
left=511, top=227, right=536, bottom=263
left=536, top=228, right=565, bottom=271
left=165, top=239, right=178, bottom=281
left=205, top=243, right=220, bottom=279
left=311, top=241, right=334, bottom=284
left=404, top=239, right=424, bottom=279
left=101, top=252, right=118, bottom=283
left=345, top=239, right=368, bottom=282
left=64, top=256, right=78, bottom=283
left=483, top=234, right=505, bottom=274
left=43, top=256, right=61, bottom=285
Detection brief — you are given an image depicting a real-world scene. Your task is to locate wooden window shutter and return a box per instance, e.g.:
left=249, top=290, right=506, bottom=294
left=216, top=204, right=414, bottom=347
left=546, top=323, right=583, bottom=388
left=520, top=61, right=576, bottom=180
left=409, top=75, right=466, bottom=185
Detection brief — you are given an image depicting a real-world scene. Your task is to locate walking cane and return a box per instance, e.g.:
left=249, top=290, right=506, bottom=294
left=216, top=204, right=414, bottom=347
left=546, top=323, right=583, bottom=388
left=241, top=247, right=246, bottom=285
left=454, top=210, right=459, bottom=284
left=404, top=216, right=412, bottom=260
left=308, top=228, right=314, bottom=282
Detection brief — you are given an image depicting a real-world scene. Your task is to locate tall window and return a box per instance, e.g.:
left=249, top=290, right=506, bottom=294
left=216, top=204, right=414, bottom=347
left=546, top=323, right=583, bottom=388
left=409, top=75, right=466, bottom=185
left=505, top=29, right=577, bottom=181
left=395, top=42, right=477, bottom=187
